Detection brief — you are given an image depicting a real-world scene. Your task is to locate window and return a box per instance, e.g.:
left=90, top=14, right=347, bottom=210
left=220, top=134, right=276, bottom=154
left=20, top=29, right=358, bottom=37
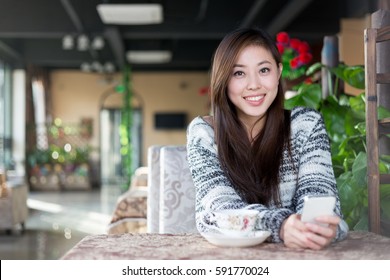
left=0, top=61, right=12, bottom=170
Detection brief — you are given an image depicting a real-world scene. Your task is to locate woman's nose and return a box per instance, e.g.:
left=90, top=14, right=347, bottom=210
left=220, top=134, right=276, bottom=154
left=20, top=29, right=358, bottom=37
left=246, top=73, right=261, bottom=90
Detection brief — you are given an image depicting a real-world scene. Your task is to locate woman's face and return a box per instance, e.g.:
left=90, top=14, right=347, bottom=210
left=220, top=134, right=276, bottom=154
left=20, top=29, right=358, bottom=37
left=227, top=44, right=282, bottom=129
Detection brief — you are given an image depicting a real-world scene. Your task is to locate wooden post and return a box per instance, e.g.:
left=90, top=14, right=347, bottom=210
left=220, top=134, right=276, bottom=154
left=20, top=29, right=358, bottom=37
left=365, top=28, right=381, bottom=234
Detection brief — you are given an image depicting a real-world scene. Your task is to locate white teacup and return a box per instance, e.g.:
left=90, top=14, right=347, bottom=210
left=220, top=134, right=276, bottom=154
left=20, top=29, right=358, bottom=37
left=206, top=209, right=259, bottom=237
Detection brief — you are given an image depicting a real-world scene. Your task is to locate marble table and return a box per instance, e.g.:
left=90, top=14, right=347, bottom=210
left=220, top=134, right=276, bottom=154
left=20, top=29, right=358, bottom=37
left=61, top=231, right=390, bottom=260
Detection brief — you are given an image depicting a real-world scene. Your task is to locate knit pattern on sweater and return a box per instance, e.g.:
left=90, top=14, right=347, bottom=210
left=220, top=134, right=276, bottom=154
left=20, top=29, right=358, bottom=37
left=186, top=106, right=349, bottom=242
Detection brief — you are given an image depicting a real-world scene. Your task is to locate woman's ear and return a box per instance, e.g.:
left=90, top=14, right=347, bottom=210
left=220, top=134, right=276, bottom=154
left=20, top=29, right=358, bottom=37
left=278, top=63, right=283, bottom=79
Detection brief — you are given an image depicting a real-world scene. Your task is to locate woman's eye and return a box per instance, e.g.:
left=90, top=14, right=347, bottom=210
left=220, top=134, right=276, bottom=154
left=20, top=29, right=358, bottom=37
left=260, top=67, right=270, bottom=74
left=233, top=71, right=244, bottom=76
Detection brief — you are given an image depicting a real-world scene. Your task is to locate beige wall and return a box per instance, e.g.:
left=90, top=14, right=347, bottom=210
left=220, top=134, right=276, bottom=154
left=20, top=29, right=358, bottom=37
left=50, top=70, right=210, bottom=166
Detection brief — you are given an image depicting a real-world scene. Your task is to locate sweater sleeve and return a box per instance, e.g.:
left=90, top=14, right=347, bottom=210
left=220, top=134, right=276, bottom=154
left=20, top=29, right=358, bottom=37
left=290, top=109, right=349, bottom=241
left=186, top=117, right=294, bottom=242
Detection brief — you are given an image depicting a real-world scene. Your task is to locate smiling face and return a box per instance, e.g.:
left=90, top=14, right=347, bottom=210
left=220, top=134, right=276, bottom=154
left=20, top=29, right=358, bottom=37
left=227, top=44, right=282, bottom=133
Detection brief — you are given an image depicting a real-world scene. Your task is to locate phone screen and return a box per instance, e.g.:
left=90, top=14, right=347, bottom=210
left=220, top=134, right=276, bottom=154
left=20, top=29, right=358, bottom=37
left=301, top=195, right=336, bottom=224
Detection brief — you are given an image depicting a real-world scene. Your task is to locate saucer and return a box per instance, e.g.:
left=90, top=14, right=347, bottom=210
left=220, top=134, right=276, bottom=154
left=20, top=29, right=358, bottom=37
left=200, top=230, right=271, bottom=247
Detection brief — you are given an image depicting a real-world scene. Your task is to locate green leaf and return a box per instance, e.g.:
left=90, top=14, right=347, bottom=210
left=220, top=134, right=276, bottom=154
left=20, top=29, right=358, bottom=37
left=337, top=171, right=356, bottom=212
left=349, top=93, right=365, bottom=114
left=338, top=94, right=349, bottom=106
left=351, top=152, right=367, bottom=187
left=380, top=155, right=390, bottom=165
left=284, top=84, right=322, bottom=110
left=353, top=214, right=369, bottom=231
left=336, top=169, right=368, bottom=229
left=306, top=62, right=323, bottom=76
left=330, top=64, right=365, bottom=89
left=354, top=122, right=366, bottom=134
left=345, top=66, right=365, bottom=89
left=381, top=184, right=390, bottom=220
left=378, top=106, right=390, bottom=120
left=321, top=98, right=347, bottom=141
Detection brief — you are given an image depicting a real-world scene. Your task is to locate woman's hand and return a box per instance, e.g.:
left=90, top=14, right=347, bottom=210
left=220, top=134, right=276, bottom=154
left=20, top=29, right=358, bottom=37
left=280, top=214, right=340, bottom=250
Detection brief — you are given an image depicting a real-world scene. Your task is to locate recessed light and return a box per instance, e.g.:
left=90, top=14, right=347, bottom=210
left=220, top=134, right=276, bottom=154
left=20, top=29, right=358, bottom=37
left=126, top=51, right=172, bottom=64
left=97, top=4, right=163, bottom=25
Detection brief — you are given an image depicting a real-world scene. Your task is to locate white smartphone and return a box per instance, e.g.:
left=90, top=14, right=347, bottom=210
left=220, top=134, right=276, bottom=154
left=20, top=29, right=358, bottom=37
left=301, top=195, right=336, bottom=224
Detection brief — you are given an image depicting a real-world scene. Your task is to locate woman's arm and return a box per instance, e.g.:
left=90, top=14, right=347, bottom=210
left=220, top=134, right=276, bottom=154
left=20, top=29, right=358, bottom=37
left=285, top=108, right=349, bottom=244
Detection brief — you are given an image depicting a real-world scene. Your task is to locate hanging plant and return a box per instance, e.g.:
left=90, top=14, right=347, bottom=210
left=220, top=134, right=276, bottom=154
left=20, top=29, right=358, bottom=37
left=115, top=63, right=133, bottom=190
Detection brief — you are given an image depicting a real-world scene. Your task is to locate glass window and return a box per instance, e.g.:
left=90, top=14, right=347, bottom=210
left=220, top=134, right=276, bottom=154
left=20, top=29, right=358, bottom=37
left=31, top=79, right=48, bottom=150
left=0, top=61, right=12, bottom=170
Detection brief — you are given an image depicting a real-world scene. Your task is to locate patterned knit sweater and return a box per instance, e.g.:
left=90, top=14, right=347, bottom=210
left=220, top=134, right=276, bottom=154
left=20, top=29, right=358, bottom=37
left=186, top=106, right=349, bottom=243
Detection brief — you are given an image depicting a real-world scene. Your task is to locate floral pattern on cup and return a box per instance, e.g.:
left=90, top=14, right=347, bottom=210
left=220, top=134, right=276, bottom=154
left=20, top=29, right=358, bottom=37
left=208, top=209, right=259, bottom=237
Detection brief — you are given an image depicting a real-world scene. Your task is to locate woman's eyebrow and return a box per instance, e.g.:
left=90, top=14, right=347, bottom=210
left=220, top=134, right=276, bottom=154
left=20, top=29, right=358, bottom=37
left=233, top=60, right=272, bottom=68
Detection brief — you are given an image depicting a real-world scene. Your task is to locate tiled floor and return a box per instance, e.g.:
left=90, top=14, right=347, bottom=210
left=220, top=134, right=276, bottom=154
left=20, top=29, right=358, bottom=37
left=0, top=185, right=122, bottom=260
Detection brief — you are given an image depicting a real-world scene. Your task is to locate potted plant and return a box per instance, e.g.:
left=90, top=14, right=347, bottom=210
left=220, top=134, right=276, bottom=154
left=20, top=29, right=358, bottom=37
left=284, top=62, right=390, bottom=234
left=276, top=31, right=313, bottom=92
left=27, top=147, right=61, bottom=190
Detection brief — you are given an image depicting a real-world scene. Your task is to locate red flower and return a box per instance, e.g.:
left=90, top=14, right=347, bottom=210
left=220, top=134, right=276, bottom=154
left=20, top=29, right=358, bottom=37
left=290, top=38, right=301, bottom=50
left=298, top=41, right=310, bottom=54
left=304, top=77, right=313, bottom=84
left=198, top=86, right=209, bottom=96
left=276, top=31, right=313, bottom=80
left=299, top=52, right=313, bottom=64
left=276, top=43, right=285, bottom=54
left=276, top=32, right=289, bottom=44
left=290, top=57, right=300, bottom=69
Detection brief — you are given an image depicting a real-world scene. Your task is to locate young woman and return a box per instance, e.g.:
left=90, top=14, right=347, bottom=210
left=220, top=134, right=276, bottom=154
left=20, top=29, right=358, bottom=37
left=186, top=27, right=348, bottom=250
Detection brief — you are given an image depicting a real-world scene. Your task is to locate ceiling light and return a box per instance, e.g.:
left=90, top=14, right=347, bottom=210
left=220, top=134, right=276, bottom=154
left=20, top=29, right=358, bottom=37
left=77, top=34, right=89, bottom=51
left=62, top=35, right=74, bottom=50
left=91, top=36, right=105, bottom=50
left=80, top=63, right=91, bottom=72
left=91, top=61, right=103, bottom=73
left=80, top=62, right=115, bottom=74
left=103, top=62, right=115, bottom=73
left=97, top=4, right=163, bottom=25
left=126, top=51, right=172, bottom=64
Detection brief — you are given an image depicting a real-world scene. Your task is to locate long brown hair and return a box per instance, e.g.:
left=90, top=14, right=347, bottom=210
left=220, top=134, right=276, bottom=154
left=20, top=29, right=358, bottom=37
left=210, top=27, right=291, bottom=206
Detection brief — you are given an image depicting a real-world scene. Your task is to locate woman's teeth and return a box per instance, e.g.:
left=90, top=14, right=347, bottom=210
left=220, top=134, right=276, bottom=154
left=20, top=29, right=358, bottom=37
left=245, top=95, right=264, bottom=101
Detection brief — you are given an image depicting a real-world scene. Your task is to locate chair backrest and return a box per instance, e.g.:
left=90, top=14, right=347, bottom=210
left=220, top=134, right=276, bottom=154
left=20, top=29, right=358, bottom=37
left=364, top=26, right=390, bottom=234
left=146, top=145, right=162, bottom=233
left=146, top=145, right=197, bottom=234
left=159, top=145, right=197, bottom=233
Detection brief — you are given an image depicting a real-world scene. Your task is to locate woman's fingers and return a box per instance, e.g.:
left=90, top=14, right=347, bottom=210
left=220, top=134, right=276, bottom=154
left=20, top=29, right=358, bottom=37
left=303, top=216, right=339, bottom=248
left=315, top=215, right=340, bottom=226
left=282, top=214, right=317, bottom=249
left=282, top=214, right=340, bottom=250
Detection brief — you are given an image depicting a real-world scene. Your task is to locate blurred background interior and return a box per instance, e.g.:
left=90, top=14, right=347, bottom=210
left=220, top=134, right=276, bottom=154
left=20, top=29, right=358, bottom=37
left=0, top=0, right=385, bottom=259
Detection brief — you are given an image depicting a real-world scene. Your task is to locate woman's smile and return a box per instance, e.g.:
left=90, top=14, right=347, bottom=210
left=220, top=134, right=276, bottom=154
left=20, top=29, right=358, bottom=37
left=243, top=94, right=266, bottom=105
